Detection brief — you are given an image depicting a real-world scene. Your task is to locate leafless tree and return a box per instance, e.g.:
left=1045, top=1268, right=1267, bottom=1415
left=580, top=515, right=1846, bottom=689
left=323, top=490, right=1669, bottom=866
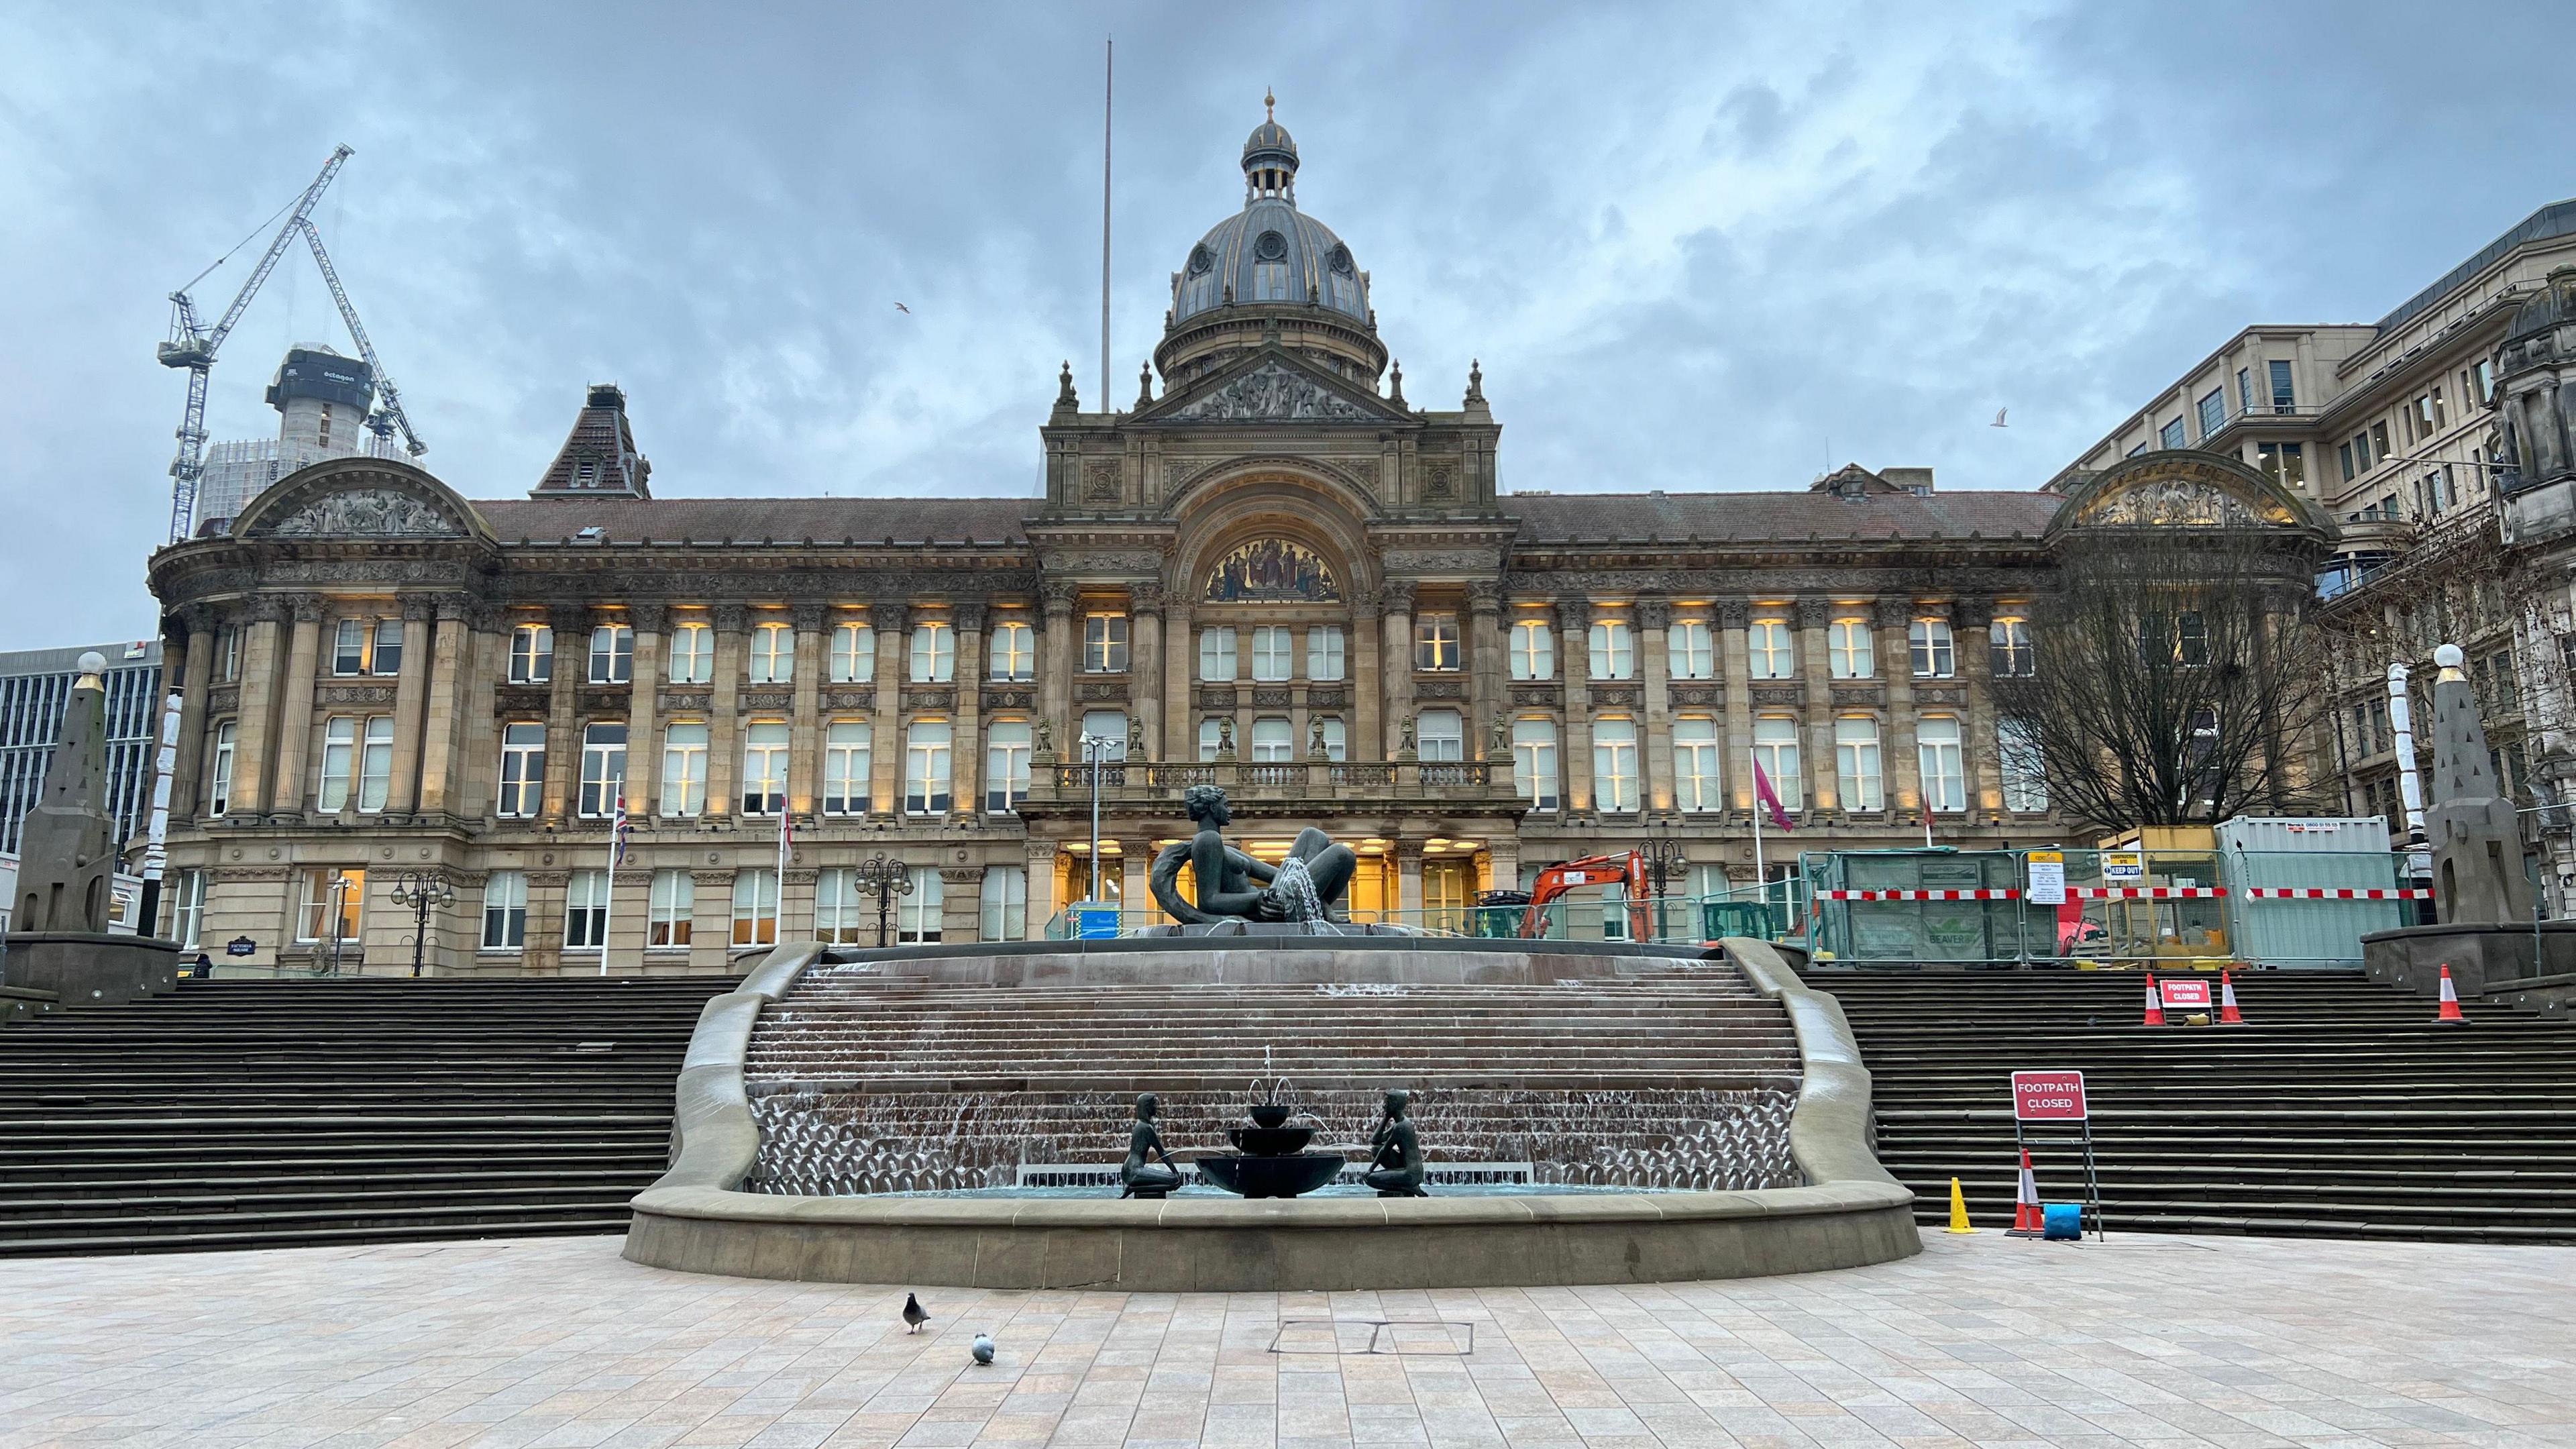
left=1993, top=531, right=2337, bottom=834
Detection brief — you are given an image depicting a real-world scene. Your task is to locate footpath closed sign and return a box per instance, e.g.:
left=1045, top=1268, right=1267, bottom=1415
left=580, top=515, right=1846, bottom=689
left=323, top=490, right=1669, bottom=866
left=2159, top=977, right=2213, bottom=1012
left=2011, top=1069, right=2089, bottom=1121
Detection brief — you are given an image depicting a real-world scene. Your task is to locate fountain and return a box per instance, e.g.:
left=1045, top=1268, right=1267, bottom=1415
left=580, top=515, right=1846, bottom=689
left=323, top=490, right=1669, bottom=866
left=1191, top=1077, right=1347, bottom=1199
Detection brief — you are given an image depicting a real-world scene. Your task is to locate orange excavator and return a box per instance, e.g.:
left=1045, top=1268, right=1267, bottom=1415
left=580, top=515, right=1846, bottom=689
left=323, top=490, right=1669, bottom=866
left=1515, top=851, right=1655, bottom=939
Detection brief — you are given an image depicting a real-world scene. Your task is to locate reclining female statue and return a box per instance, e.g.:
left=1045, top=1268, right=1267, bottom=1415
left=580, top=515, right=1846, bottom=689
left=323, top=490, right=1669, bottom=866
left=1148, top=785, right=1357, bottom=924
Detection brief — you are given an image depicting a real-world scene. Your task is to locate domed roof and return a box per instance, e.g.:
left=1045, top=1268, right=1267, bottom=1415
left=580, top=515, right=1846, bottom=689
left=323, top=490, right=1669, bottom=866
left=1171, top=96, right=1369, bottom=329
left=2508, top=265, right=2576, bottom=341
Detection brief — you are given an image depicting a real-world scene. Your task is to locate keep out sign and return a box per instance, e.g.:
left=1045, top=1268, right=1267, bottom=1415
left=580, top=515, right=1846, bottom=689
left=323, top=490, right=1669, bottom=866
left=2011, top=1069, right=2089, bottom=1122
left=2159, top=978, right=2214, bottom=1012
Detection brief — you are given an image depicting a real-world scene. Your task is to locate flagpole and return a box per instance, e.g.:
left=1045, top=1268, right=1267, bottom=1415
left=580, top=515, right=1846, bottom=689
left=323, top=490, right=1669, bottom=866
left=776, top=806, right=791, bottom=949
left=1750, top=749, right=1765, bottom=916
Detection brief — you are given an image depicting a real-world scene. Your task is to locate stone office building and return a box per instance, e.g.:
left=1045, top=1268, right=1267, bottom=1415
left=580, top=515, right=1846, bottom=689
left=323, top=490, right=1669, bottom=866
left=143, top=109, right=2316, bottom=973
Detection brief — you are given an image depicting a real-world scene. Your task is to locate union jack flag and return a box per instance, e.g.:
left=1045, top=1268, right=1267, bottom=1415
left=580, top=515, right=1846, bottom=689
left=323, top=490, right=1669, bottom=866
left=611, top=792, right=633, bottom=868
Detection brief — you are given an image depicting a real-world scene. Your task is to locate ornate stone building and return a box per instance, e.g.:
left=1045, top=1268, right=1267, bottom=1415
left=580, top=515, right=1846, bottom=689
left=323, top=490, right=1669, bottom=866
left=142, top=110, right=2313, bottom=973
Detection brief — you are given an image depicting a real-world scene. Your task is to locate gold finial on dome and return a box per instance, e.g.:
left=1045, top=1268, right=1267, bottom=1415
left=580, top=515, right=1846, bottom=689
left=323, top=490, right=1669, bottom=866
left=1265, top=87, right=1275, bottom=123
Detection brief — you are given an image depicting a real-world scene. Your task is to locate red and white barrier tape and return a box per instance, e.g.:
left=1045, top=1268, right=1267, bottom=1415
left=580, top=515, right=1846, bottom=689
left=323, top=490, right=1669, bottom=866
left=1818, top=888, right=2021, bottom=901
left=2238, top=887, right=2434, bottom=900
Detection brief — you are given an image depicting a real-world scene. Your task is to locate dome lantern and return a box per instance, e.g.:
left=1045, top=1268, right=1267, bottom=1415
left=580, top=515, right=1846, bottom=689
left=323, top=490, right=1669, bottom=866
left=1242, top=89, right=1298, bottom=204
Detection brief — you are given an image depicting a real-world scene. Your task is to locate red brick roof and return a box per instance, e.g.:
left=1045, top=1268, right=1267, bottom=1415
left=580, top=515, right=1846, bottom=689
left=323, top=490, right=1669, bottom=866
left=470, top=497, right=1036, bottom=546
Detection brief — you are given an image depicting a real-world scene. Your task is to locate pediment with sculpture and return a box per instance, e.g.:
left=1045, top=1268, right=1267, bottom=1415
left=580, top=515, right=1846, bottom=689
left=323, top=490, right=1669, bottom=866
left=1147, top=347, right=1407, bottom=427
left=233, top=458, right=485, bottom=543
left=2050, top=453, right=2330, bottom=540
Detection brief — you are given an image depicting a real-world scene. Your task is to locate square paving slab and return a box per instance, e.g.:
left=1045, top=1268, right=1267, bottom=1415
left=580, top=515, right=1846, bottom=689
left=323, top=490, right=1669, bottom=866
left=3, top=1230, right=2571, bottom=1448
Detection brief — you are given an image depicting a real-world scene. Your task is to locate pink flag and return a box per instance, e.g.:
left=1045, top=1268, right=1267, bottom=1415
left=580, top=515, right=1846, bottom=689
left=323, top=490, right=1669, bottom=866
left=1753, top=759, right=1794, bottom=831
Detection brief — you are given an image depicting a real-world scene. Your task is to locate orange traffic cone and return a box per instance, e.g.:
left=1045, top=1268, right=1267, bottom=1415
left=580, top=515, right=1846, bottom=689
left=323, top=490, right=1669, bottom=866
left=2435, top=964, right=2468, bottom=1024
left=2143, top=972, right=2166, bottom=1027
left=2007, top=1147, right=2043, bottom=1236
left=2218, top=970, right=2245, bottom=1026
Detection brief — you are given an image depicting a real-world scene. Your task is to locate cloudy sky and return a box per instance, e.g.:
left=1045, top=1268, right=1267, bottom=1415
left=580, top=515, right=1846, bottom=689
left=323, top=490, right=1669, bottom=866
left=2, top=1, right=2569, bottom=649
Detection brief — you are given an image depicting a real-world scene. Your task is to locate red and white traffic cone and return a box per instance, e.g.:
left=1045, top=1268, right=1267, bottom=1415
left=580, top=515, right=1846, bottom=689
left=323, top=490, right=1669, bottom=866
left=2143, top=972, right=2166, bottom=1027
left=2434, top=963, right=2468, bottom=1024
left=2008, top=1147, right=2043, bottom=1236
left=2218, top=970, right=2245, bottom=1026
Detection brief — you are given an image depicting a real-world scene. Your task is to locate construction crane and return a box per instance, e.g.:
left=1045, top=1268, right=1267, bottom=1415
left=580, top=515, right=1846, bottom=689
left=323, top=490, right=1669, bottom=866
left=155, top=144, right=425, bottom=545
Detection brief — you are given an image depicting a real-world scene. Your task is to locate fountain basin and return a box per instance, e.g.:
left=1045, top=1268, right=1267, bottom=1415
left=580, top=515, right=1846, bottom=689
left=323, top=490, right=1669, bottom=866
left=1195, top=1152, right=1347, bottom=1199
left=1248, top=1104, right=1294, bottom=1129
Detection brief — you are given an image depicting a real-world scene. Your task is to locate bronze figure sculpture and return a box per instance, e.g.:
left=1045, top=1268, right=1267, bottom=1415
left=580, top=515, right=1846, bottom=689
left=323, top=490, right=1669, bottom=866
left=1119, top=1093, right=1185, bottom=1198
left=1364, top=1089, right=1428, bottom=1197
left=1148, top=785, right=1357, bottom=925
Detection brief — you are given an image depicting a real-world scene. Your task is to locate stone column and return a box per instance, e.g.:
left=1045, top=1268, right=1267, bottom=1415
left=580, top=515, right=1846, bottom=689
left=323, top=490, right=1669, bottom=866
left=1878, top=598, right=1921, bottom=816
left=1161, top=600, right=1193, bottom=763
left=523, top=869, right=568, bottom=974
left=1118, top=844, right=1147, bottom=926
left=1796, top=598, right=1837, bottom=811
left=1955, top=598, right=1996, bottom=818
left=1039, top=582, right=1077, bottom=746
left=1023, top=839, right=1061, bottom=941
left=869, top=600, right=906, bottom=815
left=1128, top=585, right=1162, bottom=761
left=1468, top=581, right=1504, bottom=756
left=624, top=602, right=665, bottom=815
left=1720, top=601, right=1754, bottom=814
left=706, top=603, right=745, bottom=820
left=1352, top=592, right=1382, bottom=761
left=1397, top=843, right=1425, bottom=917
left=416, top=598, right=472, bottom=818
left=537, top=604, right=585, bottom=824
left=267, top=596, right=325, bottom=817
left=953, top=603, right=986, bottom=814
left=168, top=610, right=215, bottom=826
left=1640, top=599, right=1674, bottom=812
left=1485, top=837, right=1521, bottom=897
left=786, top=600, right=825, bottom=818
left=941, top=865, right=983, bottom=942
left=689, top=868, right=733, bottom=973
left=1379, top=582, right=1416, bottom=758
left=386, top=595, right=437, bottom=816
left=1557, top=599, right=1593, bottom=812
left=229, top=599, right=287, bottom=818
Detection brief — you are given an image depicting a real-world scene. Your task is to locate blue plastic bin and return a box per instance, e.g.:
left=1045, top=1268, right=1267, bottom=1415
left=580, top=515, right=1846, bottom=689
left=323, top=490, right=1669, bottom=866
left=2041, top=1203, right=2084, bottom=1240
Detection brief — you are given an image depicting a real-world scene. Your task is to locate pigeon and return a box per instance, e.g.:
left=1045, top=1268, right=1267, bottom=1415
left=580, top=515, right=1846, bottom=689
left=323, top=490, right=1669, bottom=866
left=902, top=1292, right=929, bottom=1334
left=970, top=1332, right=996, bottom=1365
left=1991, top=408, right=2009, bottom=428
left=894, top=302, right=912, bottom=314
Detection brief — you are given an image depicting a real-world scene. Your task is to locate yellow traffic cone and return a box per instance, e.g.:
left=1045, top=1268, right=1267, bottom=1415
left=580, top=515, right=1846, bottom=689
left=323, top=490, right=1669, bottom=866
left=1946, top=1177, right=1977, bottom=1234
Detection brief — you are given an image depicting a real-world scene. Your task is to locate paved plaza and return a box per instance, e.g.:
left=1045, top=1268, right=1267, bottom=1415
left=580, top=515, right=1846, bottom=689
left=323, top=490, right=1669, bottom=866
left=5, top=1230, right=2572, bottom=1449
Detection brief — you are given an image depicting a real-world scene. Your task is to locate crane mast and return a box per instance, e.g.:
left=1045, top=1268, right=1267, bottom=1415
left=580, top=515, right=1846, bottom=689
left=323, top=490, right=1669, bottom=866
left=156, top=143, right=423, bottom=543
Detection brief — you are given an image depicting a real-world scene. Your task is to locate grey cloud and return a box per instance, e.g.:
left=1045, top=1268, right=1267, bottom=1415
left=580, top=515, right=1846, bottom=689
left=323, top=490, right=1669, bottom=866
left=3, top=0, right=2573, bottom=647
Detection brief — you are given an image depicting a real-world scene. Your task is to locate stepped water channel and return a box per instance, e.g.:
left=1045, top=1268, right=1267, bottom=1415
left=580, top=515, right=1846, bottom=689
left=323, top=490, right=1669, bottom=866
left=743, top=954, right=1803, bottom=1197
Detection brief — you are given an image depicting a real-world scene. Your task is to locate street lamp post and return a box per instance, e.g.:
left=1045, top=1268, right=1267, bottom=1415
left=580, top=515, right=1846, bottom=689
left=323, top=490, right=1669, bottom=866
left=1079, top=732, right=1120, bottom=906
left=851, top=853, right=914, bottom=949
left=1637, top=818, right=1687, bottom=941
left=387, top=871, right=456, bottom=978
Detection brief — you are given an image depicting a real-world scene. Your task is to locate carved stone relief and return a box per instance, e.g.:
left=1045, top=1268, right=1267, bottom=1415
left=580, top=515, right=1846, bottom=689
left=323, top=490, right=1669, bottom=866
left=1083, top=461, right=1122, bottom=502
left=1166, top=361, right=1379, bottom=422
left=317, top=684, right=398, bottom=708
left=258, top=488, right=462, bottom=539
left=1077, top=682, right=1128, bottom=702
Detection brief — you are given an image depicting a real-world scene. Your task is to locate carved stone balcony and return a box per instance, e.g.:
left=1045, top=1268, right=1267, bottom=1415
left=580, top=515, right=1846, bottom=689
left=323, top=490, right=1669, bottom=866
left=1022, top=756, right=1523, bottom=818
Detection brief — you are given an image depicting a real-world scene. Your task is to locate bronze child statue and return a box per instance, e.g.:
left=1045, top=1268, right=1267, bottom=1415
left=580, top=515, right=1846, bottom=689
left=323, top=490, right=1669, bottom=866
left=1120, top=1093, right=1185, bottom=1199
left=1364, top=1089, right=1428, bottom=1197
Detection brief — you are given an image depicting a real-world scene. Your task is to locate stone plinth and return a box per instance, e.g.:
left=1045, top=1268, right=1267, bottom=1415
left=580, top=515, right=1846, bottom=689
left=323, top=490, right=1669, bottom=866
left=4, top=932, right=182, bottom=1006
left=2363, top=922, right=2576, bottom=1000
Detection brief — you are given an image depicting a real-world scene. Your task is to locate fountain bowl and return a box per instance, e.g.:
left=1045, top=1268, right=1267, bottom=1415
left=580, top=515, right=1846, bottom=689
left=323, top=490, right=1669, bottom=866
left=1195, top=1152, right=1347, bottom=1199
left=1226, top=1124, right=1316, bottom=1156
left=1248, top=1104, right=1294, bottom=1130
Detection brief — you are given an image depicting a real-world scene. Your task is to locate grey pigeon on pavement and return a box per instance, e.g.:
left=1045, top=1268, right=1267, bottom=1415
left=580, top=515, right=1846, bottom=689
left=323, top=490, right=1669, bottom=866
left=902, top=1293, right=928, bottom=1334
left=971, top=1332, right=996, bottom=1365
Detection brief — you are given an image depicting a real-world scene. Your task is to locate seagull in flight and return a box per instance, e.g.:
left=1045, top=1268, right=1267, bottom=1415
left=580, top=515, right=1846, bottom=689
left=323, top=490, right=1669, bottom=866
left=1990, top=407, right=2008, bottom=428
left=894, top=302, right=912, bottom=315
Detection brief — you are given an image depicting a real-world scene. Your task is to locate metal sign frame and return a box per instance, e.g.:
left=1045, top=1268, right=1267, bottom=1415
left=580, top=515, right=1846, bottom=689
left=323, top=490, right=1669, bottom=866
left=2010, top=1069, right=2104, bottom=1240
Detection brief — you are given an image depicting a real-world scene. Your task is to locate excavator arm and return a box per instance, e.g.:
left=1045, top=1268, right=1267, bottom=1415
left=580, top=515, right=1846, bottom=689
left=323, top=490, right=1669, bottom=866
left=1518, top=851, right=1654, bottom=939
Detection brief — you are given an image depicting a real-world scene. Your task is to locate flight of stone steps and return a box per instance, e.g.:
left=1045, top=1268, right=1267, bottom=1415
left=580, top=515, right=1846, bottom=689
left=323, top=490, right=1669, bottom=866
left=1824, top=968, right=2576, bottom=1242
left=0, top=976, right=735, bottom=1257
left=748, top=962, right=1804, bottom=1193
